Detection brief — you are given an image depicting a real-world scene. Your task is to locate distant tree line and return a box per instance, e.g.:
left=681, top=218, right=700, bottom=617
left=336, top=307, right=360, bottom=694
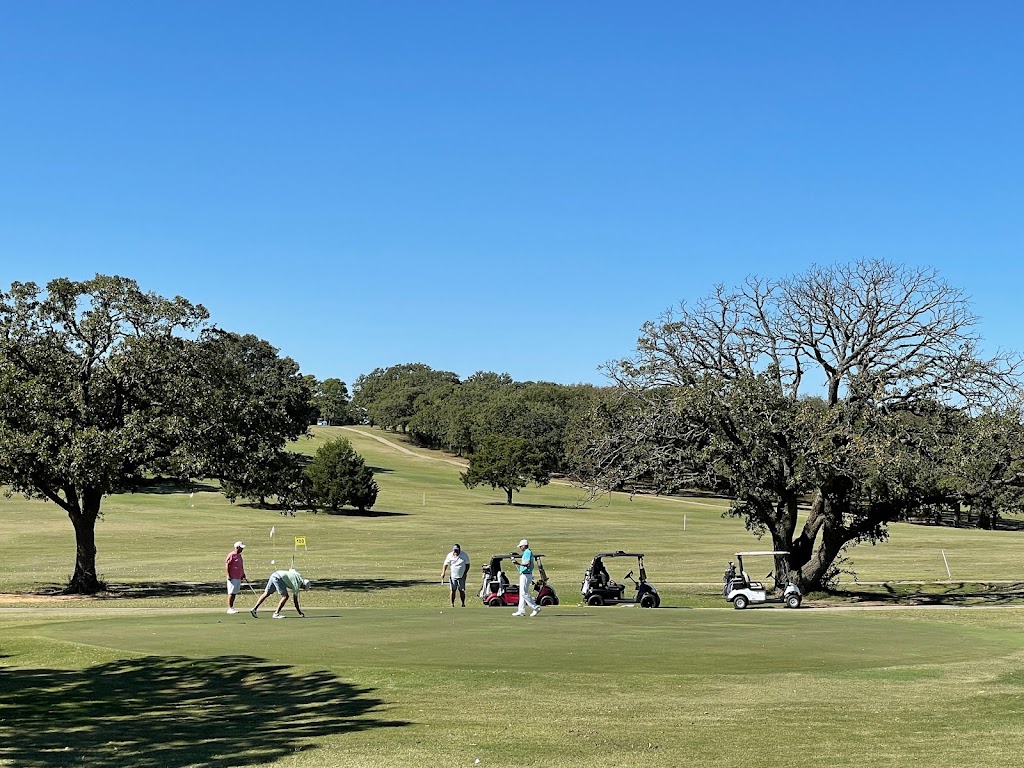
left=351, top=363, right=605, bottom=475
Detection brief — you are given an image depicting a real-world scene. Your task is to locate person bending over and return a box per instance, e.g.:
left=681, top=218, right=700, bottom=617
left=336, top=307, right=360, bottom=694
left=250, top=568, right=310, bottom=619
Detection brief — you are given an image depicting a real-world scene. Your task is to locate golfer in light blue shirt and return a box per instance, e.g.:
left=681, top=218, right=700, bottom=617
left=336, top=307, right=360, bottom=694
left=512, top=538, right=541, bottom=617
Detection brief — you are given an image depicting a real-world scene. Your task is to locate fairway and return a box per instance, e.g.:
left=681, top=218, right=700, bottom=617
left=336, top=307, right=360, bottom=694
left=4, top=427, right=1024, bottom=767
left=20, top=608, right=1023, bottom=675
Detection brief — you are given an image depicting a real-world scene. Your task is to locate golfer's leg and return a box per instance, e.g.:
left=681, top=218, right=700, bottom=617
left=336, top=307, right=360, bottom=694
left=276, top=595, right=288, bottom=614
left=522, top=575, right=538, bottom=610
left=459, top=588, right=466, bottom=606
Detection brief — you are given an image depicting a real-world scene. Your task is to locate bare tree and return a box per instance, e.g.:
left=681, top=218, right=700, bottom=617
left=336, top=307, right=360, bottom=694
left=578, top=259, right=1023, bottom=589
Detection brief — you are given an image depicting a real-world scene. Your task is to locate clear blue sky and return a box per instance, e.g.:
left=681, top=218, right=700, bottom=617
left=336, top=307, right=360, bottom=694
left=2, top=3, right=1022, bottom=387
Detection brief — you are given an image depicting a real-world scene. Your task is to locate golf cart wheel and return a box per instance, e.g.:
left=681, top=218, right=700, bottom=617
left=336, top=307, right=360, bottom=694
left=586, top=594, right=605, bottom=606
left=487, top=597, right=504, bottom=607
left=786, top=594, right=802, bottom=609
left=539, top=595, right=555, bottom=607
left=732, top=594, right=749, bottom=610
left=653, top=594, right=661, bottom=608
left=639, top=593, right=658, bottom=608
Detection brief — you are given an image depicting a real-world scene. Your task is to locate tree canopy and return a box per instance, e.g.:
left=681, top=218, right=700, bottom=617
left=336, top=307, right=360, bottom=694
left=312, top=377, right=355, bottom=426
left=306, top=437, right=379, bottom=512
left=0, top=276, right=315, bottom=593
left=572, top=260, right=1024, bottom=589
left=460, top=434, right=550, bottom=505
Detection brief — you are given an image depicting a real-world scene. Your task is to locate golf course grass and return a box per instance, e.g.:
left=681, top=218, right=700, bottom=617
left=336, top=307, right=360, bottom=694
left=3, top=426, right=1024, bottom=767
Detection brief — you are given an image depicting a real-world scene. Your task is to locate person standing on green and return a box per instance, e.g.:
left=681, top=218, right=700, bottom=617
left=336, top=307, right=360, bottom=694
left=250, top=568, right=310, bottom=619
left=511, top=538, right=541, bottom=617
left=441, top=544, right=471, bottom=607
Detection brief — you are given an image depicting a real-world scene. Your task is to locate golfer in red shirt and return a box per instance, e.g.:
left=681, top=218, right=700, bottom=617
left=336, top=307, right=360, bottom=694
left=225, top=541, right=247, bottom=614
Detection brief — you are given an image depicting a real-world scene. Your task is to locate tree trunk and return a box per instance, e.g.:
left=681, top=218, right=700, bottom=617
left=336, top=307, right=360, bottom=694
left=505, top=488, right=513, bottom=505
left=797, top=517, right=849, bottom=591
left=66, top=490, right=102, bottom=594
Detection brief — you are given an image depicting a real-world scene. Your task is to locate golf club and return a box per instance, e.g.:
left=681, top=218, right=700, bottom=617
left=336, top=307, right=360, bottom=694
left=244, top=577, right=258, bottom=595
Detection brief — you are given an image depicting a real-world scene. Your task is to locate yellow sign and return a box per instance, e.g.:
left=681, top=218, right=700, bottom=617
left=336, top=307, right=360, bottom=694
left=294, top=536, right=307, bottom=549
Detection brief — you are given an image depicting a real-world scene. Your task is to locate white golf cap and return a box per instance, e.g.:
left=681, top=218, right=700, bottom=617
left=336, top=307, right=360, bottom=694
left=518, top=539, right=529, bottom=548
left=234, top=541, right=245, bottom=549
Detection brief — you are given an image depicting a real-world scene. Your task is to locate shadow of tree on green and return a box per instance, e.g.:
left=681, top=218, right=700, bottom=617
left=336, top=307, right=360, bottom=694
left=29, top=577, right=427, bottom=599
left=0, top=655, right=407, bottom=767
left=830, top=581, right=1024, bottom=606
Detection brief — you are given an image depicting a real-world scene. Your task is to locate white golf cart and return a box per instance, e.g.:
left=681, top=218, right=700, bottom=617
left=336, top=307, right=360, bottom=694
left=724, top=551, right=802, bottom=610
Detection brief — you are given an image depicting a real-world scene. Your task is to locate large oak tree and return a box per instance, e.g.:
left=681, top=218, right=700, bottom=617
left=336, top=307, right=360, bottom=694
left=0, top=276, right=315, bottom=593
left=572, top=260, right=1024, bottom=589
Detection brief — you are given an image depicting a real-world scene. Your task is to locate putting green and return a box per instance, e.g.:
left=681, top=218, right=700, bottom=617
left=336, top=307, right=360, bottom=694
left=25, top=607, right=1024, bottom=676
left=7, top=607, right=1024, bottom=768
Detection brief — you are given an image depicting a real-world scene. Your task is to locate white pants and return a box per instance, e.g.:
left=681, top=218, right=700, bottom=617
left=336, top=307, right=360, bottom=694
left=518, top=573, right=539, bottom=612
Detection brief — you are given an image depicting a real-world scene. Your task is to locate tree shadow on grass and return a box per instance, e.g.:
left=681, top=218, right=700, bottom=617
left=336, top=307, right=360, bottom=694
left=303, top=577, right=433, bottom=591
left=485, top=502, right=570, bottom=510
left=828, top=581, right=1024, bottom=606
left=86, top=577, right=429, bottom=599
left=321, top=508, right=408, bottom=517
left=232, top=503, right=408, bottom=517
left=120, top=478, right=221, bottom=495
left=0, top=654, right=408, bottom=768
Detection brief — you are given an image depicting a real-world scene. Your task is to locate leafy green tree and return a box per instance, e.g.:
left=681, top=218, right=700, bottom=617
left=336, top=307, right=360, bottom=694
left=460, top=435, right=549, bottom=505
left=305, top=437, right=379, bottom=512
left=313, top=377, right=353, bottom=426
left=575, top=260, right=1023, bottom=589
left=0, top=276, right=314, bottom=593
left=939, top=409, right=1024, bottom=528
left=222, top=451, right=311, bottom=511
left=352, top=363, right=458, bottom=431
left=433, top=371, right=514, bottom=455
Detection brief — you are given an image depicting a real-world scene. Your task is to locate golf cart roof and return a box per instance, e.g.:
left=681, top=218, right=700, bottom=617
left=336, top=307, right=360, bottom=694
left=735, top=551, right=790, bottom=557
left=595, top=551, right=644, bottom=558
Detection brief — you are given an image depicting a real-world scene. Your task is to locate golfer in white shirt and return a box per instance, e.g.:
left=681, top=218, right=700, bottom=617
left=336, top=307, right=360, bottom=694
left=441, top=544, right=471, bottom=607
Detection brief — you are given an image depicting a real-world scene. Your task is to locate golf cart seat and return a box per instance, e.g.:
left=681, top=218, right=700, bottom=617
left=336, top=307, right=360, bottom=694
left=606, top=581, right=626, bottom=598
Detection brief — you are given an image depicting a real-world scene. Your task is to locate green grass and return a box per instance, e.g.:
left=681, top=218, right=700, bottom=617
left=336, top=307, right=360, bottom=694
left=3, top=426, right=1024, bottom=766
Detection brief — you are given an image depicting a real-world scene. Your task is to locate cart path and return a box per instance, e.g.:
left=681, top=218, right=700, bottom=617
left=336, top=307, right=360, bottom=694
left=341, top=427, right=469, bottom=468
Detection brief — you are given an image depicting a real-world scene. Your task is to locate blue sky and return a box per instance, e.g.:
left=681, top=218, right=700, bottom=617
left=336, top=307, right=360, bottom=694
left=2, top=3, right=1022, bottom=388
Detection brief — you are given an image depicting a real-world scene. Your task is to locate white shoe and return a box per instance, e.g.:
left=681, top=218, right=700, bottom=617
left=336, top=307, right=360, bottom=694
left=226, top=608, right=239, bottom=614
left=272, top=613, right=285, bottom=619
left=511, top=611, right=526, bottom=617
left=530, top=607, right=542, bottom=617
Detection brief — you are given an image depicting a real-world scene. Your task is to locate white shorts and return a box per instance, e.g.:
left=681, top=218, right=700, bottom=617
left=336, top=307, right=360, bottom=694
left=227, top=578, right=241, bottom=595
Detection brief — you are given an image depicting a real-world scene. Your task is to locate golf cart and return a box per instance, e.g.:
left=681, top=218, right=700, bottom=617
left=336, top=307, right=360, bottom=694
left=724, top=551, right=802, bottom=609
left=479, top=553, right=559, bottom=607
left=580, top=551, right=661, bottom=607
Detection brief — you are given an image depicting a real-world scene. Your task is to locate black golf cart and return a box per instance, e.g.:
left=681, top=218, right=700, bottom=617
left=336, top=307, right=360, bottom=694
left=580, top=551, right=660, bottom=607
